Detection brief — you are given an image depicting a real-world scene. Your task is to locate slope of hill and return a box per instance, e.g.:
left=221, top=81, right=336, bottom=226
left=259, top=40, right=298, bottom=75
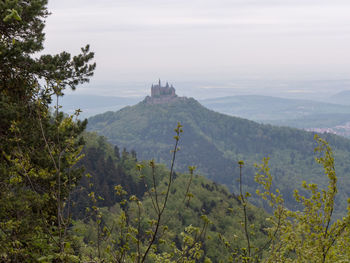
left=329, top=90, right=350, bottom=105
left=75, top=133, right=269, bottom=261
left=87, top=97, right=350, bottom=215
left=200, top=95, right=350, bottom=130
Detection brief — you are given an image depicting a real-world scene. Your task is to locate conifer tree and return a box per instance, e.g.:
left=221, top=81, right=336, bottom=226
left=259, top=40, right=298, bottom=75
left=0, top=0, right=95, bottom=261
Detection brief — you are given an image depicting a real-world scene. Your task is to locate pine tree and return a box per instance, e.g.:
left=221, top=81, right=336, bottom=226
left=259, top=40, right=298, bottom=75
left=0, top=1, right=95, bottom=261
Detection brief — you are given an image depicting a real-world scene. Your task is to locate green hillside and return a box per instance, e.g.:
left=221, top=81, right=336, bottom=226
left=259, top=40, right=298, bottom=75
left=74, top=133, right=270, bottom=262
left=87, top=97, right=350, bottom=216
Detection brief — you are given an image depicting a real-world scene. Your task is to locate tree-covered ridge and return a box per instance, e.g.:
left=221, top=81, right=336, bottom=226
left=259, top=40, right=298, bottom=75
left=71, top=133, right=146, bottom=218
left=71, top=132, right=350, bottom=263
left=73, top=132, right=270, bottom=262
left=87, top=98, right=350, bottom=216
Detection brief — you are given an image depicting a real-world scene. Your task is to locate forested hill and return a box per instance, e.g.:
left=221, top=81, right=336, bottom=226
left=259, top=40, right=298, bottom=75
left=74, top=133, right=269, bottom=261
left=87, top=97, right=350, bottom=214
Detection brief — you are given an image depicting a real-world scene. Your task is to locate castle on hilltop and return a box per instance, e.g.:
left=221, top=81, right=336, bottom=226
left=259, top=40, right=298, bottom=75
left=151, top=79, right=176, bottom=98
left=144, top=79, right=184, bottom=104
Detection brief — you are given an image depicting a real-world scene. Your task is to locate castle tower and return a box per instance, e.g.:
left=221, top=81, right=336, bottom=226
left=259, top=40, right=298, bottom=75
left=146, top=80, right=181, bottom=104
left=150, top=80, right=177, bottom=98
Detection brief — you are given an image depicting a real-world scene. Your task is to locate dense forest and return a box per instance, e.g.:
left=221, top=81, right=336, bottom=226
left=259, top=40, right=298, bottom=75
left=74, top=134, right=270, bottom=262
left=87, top=97, right=350, bottom=217
left=1, top=1, right=350, bottom=262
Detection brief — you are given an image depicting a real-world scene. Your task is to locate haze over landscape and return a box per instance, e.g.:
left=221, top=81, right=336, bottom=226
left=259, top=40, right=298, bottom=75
left=47, top=0, right=350, bottom=137
left=3, top=1, right=350, bottom=261
left=45, top=0, right=350, bottom=99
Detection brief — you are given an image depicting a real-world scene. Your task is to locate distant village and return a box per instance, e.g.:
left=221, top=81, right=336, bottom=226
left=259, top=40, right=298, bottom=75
left=306, top=122, right=350, bottom=137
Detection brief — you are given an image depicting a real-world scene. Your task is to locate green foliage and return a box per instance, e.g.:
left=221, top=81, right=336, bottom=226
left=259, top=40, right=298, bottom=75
left=269, top=135, right=350, bottom=263
left=0, top=0, right=95, bottom=261
left=72, top=132, right=269, bottom=262
left=2, top=1, right=350, bottom=262
left=75, top=123, right=209, bottom=262
left=71, top=133, right=146, bottom=218
left=243, top=135, right=350, bottom=262
left=87, top=97, right=350, bottom=217
left=219, top=135, right=350, bottom=263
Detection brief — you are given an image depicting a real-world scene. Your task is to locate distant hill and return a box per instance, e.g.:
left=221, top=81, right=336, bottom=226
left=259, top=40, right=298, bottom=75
left=200, top=95, right=350, bottom=129
left=329, top=90, right=350, bottom=105
left=87, top=96, right=350, bottom=216
left=57, top=94, right=140, bottom=119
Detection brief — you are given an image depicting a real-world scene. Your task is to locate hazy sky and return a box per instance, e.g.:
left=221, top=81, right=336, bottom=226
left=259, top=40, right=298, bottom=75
left=44, top=0, right=350, bottom=97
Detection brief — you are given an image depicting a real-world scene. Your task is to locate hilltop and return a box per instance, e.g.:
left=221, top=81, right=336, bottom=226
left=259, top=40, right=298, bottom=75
left=143, top=79, right=188, bottom=104
left=87, top=83, right=350, bottom=215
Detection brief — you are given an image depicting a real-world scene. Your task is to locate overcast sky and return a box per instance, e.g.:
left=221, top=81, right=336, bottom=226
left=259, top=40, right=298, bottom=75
left=44, top=0, right=350, bottom=97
